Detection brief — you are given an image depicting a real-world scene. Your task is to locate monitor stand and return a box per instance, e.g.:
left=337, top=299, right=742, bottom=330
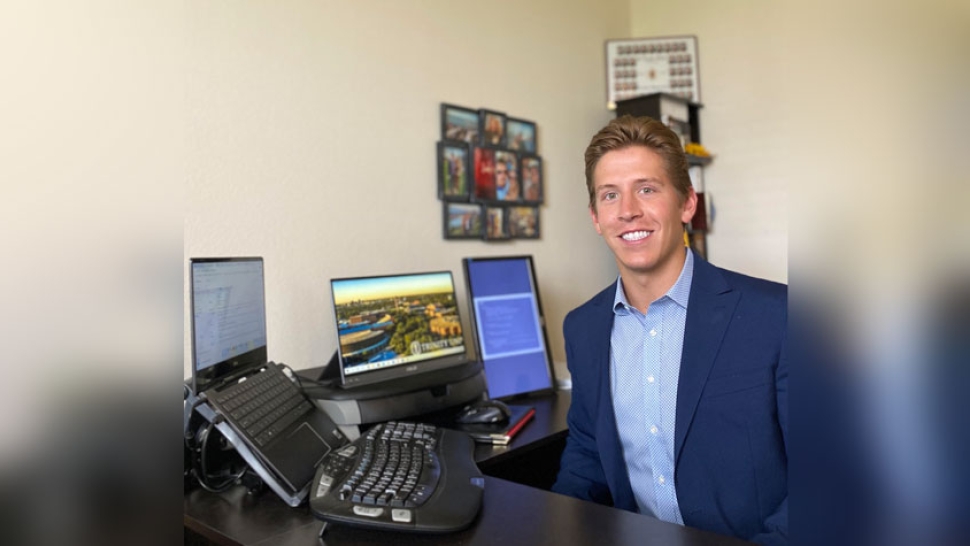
left=301, top=352, right=486, bottom=430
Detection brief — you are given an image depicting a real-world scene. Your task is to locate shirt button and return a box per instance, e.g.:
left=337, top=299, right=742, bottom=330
left=647, top=375, right=655, bottom=383
left=650, top=425, right=658, bottom=435
left=658, top=475, right=666, bottom=485
left=649, top=329, right=657, bottom=337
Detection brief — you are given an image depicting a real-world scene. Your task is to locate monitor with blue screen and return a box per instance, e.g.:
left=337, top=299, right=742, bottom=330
left=462, top=256, right=555, bottom=399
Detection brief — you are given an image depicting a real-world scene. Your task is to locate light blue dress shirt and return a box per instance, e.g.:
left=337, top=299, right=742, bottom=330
left=610, top=249, right=694, bottom=524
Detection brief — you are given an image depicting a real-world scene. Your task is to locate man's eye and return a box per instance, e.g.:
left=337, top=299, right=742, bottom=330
left=601, top=192, right=617, bottom=201
left=639, top=187, right=654, bottom=194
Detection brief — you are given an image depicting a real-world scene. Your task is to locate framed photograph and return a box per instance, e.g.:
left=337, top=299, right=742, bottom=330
left=437, top=140, right=471, bottom=201
left=441, top=103, right=480, bottom=144
left=484, top=206, right=509, bottom=240
left=520, top=155, right=543, bottom=204
left=494, top=150, right=520, bottom=203
left=443, top=202, right=485, bottom=239
left=605, top=35, right=700, bottom=108
left=506, top=117, right=537, bottom=153
left=508, top=206, right=540, bottom=239
left=479, top=109, right=507, bottom=147
left=472, top=147, right=496, bottom=201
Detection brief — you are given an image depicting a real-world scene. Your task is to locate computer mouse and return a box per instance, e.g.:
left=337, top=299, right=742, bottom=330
left=456, top=400, right=512, bottom=424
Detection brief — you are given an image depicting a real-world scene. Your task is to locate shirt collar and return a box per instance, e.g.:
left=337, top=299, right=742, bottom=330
left=612, top=249, right=694, bottom=314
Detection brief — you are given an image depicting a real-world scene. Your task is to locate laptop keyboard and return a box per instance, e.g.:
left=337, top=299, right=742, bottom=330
left=310, top=421, right=484, bottom=533
left=207, top=366, right=314, bottom=447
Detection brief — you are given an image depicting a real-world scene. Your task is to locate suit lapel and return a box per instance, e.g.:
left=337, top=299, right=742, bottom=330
left=586, top=285, right=637, bottom=508
left=586, top=285, right=616, bottom=379
left=586, top=284, right=617, bottom=441
left=674, top=258, right=740, bottom=466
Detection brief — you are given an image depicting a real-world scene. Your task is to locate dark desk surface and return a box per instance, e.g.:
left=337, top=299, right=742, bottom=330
left=470, top=390, right=570, bottom=464
left=185, top=390, right=751, bottom=546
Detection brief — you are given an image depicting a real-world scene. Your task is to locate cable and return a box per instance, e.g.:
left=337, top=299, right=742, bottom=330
left=184, top=387, right=206, bottom=441
left=280, top=362, right=336, bottom=390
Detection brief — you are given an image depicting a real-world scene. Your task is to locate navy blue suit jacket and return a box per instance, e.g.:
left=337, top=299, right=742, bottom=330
left=551, top=255, right=788, bottom=545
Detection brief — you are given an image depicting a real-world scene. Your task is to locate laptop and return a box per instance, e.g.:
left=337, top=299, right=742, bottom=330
left=189, top=257, right=348, bottom=501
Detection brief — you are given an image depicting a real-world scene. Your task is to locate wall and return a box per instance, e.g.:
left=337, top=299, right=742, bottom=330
left=628, top=0, right=789, bottom=283
left=2, top=0, right=183, bottom=459
left=185, top=1, right=631, bottom=380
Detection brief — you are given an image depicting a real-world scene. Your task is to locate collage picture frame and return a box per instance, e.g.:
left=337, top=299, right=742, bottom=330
left=506, top=117, right=537, bottom=153
left=479, top=109, right=507, bottom=147
left=437, top=103, right=544, bottom=241
left=443, top=202, right=484, bottom=239
left=441, top=103, right=480, bottom=144
left=437, top=141, right=471, bottom=201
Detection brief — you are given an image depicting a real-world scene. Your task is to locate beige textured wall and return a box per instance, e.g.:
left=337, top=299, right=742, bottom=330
left=628, top=0, right=790, bottom=283
left=628, top=0, right=966, bottom=290
left=2, top=0, right=183, bottom=459
left=185, top=1, right=631, bottom=380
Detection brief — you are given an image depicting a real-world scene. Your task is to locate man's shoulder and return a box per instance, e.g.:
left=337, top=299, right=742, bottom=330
left=697, top=258, right=787, bottom=302
left=564, top=282, right=614, bottom=326
left=719, top=267, right=787, bottom=298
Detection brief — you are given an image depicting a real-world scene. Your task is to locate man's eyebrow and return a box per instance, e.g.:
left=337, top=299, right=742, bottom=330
left=595, top=177, right=665, bottom=190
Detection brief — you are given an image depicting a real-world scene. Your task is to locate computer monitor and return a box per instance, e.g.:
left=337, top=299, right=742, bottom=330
left=462, top=255, right=556, bottom=399
left=329, top=271, right=470, bottom=389
left=190, top=257, right=268, bottom=393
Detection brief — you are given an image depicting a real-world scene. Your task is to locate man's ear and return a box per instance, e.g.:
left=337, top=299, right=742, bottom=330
left=681, top=188, right=698, bottom=225
left=589, top=205, right=602, bottom=235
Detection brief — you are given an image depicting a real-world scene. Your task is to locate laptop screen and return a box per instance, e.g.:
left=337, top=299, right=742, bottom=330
left=462, top=255, right=555, bottom=399
left=190, top=257, right=268, bottom=392
left=330, top=271, right=468, bottom=388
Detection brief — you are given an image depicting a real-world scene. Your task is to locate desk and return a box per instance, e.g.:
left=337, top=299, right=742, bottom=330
left=184, top=391, right=751, bottom=545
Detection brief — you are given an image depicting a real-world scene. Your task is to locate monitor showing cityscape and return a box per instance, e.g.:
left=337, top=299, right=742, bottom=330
left=329, top=271, right=469, bottom=388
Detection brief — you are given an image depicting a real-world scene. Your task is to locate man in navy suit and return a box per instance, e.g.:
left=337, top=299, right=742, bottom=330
left=551, top=116, right=787, bottom=545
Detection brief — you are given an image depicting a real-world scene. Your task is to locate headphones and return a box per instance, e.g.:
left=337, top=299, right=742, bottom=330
left=184, top=384, right=248, bottom=493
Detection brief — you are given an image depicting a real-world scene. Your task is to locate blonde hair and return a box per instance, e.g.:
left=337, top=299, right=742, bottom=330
left=584, top=115, right=691, bottom=209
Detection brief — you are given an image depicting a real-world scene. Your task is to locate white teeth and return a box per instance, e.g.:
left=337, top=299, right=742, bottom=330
left=621, top=230, right=650, bottom=241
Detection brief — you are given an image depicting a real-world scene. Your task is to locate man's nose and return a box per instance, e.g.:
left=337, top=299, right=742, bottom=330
left=617, top=195, right=641, bottom=221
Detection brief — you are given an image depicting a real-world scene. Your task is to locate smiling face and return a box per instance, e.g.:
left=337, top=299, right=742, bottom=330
left=590, top=145, right=697, bottom=287
left=495, top=161, right=508, bottom=188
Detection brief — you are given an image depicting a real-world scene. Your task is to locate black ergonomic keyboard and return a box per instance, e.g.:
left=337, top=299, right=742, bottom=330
left=206, top=366, right=314, bottom=447
left=309, top=421, right=484, bottom=533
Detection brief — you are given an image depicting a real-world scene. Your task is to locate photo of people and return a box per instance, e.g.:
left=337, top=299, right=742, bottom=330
left=473, top=147, right=496, bottom=201
left=444, top=202, right=484, bottom=239
left=494, top=150, right=520, bottom=202
left=508, top=206, right=540, bottom=239
left=520, top=155, right=542, bottom=203
left=485, top=206, right=509, bottom=240
left=506, top=118, right=536, bottom=153
left=441, top=103, right=479, bottom=144
left=479, top=109, right=506, bottom=147
left=437, top=141, right=470, bottom=201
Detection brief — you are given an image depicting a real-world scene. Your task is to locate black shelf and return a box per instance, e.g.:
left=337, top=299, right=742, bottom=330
left=686, top=154, right=713, bottom=167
